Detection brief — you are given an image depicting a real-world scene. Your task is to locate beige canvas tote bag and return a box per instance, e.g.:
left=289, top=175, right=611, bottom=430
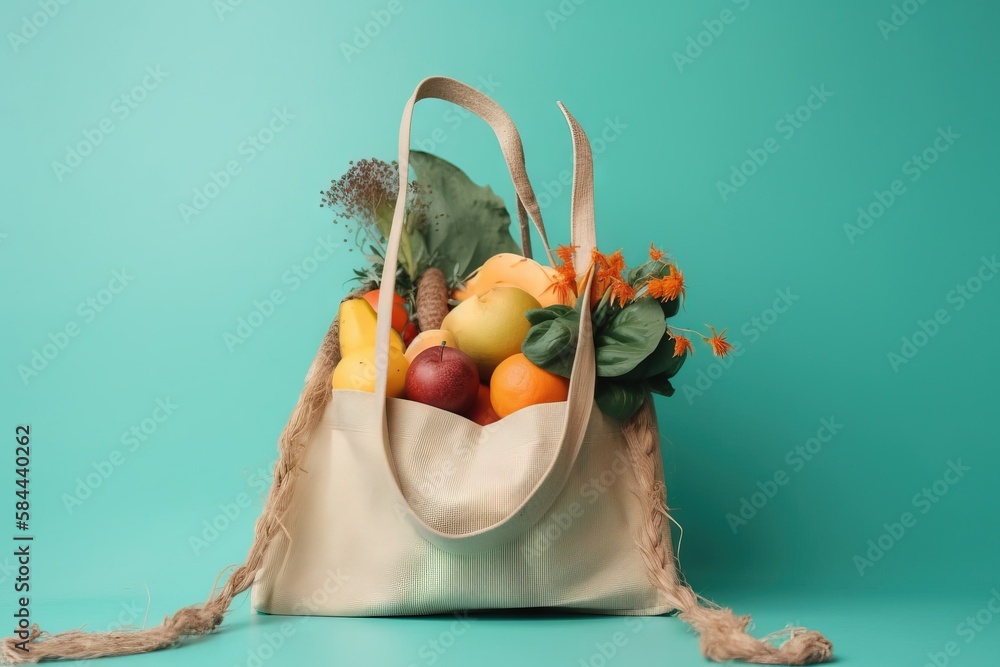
left=2, top=77, right=832, bottom=665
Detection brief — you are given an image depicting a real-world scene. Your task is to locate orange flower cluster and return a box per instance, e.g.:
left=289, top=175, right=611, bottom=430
left=590, top=249, right=634, bottom=307
left=647, top=267, right=685, bottom=303
left=551, top=244, right=579, bottom=304
left=552, top=242, right=731, bottom=359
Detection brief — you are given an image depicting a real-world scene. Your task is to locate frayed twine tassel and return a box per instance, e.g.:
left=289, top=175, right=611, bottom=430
left=0, top=293, right=366, bottom=664
left=621, top=401, right=833, bottom=665
left=0, top=604, right=224, bottom=664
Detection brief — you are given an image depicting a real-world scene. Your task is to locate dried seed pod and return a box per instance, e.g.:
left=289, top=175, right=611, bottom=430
left=415, top=268, right=449, bottom=331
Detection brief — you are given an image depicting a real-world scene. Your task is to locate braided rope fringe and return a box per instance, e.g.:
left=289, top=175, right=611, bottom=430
left=621, top=401, right=833, bottom=665
left=0, top=295, right=359, bottom=663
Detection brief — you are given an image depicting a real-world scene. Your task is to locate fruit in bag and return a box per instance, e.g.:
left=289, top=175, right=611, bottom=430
left=361, top=289, right=410, bottom=333
left=490, top=353, right=569, bottom=417
left=332, top=344, right=408, bottom=397
left=404, top=329, right=458, bottom=363
left=404, top=345, right=480, bottom=414
left=441, top=286, right=540, bottom=380
left=339, top=299, right=403, bottom=355
left=452, top=253, right=572, bottom=307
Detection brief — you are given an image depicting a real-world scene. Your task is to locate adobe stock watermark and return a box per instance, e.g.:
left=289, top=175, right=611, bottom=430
left=672, top=0, right=752, bottom=73
left=681, top=287, right=799, bottom=405
left=179, top=107, right=295, bottom=223
left=411, top=75, right=501, bottom=155
left=74, top=598, right=148, bottom=667
left=522, top=450, right=631, bottom=558
left=17, top=268, right=135, bottom=386
left=214, top=0, right=248, bottom=21
left=404, top=611, right=474, bottom=667
left=843, top=126, right=959, bottom=243
left=853, top=459, right=970, bottom=576
left=189, top=461, right=272, bottom=556
left=878, top=0, right=932, bottom=41
left=886, top=254, right=997, bottom=372
left=716, top=85, right=833, bottom=202
left=578, top=616, right=653, bottom=667
left=287, top=568, right=352, bottom=615
left=921, top=588, right=1000, bottom=667
left=233, top=621, right=296, bottom=667
left=51, top=66, right=169, bottom=182
left=7, top=0, right=73, bottom=54
left=726, top=417, right=843, bottom=534
left=340, top=0, right=414, bottom=63
left=222, top=235, right=340, bottom=352
left=232, top=569, right=350, bottom=665
left=389, top=426, right=488, bottom=526
left=61, top=398, right=180, bottom=514
left=544, top=0, right=591, bottom=31
left=536, top=117, right=628, bottom=210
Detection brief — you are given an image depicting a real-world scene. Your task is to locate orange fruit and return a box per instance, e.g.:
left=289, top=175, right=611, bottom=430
left=489, top=353, right=570, bottom=418
left=466, top=384, right=500, bottom=426
left=362, top=289, right=409, bottom=333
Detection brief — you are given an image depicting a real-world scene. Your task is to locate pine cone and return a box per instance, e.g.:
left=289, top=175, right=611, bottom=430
left=415, top=268, right=449, bottom=331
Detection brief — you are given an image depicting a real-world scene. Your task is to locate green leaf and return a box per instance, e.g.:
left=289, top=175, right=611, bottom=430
left=521, top=310, right=579, bottom=378
left=659, top=297, right=680, bottom=319
left=645, top=374, right=675, bottom=397
left=627, top=260, right=660, bottom=285
left=622, top=332, right=686, bottom=380
left=595, top=381, right=647, bottom=421
left=594, top=297, right=665, bottom=377
left=408, top=151, right=520, bottom=280
left=524, top=305, right=573, bottom=326
left=591, top=288, right=619, bottom=331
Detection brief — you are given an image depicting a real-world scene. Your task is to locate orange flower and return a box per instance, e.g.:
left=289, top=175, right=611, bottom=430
left=610, top=279, right=635, bottom=307
left=556, top=260, right=576, bottom=282
left=602, top=250, right=626, bottom=279
left=591, top=248, right=609, bottom=271
left=649, top=243, right=665, bottom=262
left=705, top=326, right=734, bottom=357
left=555, top=244, right=577, bottom=265
left=547, top=270, right=578, bottom=304
left=670, top=332, right=694, bottom=358
left=647, top=266, right=685, bottom=302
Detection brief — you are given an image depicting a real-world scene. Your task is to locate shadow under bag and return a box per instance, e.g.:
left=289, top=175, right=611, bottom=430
left=3, top=77, right=833, bottom=666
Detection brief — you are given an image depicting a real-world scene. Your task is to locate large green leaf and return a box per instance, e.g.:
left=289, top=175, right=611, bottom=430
left=524, top=305, right=573, bottom=326
left=595, top=381, right=647, bottom=421
left=594, top=297, right=665, bottom=377
left=622, top=332, right=686, bottom=380
left=645, top=374, right=675, bottom=397
left=408, top=151, right=520, bottom=281
left=521, top=308, right=579, bottom=378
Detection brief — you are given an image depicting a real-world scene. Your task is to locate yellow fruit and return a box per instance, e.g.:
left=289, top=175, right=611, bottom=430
left=453, top=253, right=572, bottom=307
left=490, top=353, right=569, bottom=417
left=331, top=344, right=408, bottom=397
left=441, top=286, right=541, bottom=380
left=338, top=299, right=403, bottom=356
left=404, top=329, right=458, bottom=363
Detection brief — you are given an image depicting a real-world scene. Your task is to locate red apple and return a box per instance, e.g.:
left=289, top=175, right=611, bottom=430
left=405, top=345, right=480, bottom=414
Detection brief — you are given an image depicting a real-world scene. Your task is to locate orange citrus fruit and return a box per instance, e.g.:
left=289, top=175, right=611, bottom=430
left=362, top=289, right=409, bottom=333
left=489, top=353, right=570, bottom=418
left=466, top=383, right=500, bottom=426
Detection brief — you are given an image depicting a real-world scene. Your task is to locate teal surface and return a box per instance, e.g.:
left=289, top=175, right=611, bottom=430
left=2, top=1, right=998, bottom=665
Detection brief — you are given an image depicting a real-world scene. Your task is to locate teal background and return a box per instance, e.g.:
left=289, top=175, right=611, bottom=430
left=2, top=0, right=998, bottom=665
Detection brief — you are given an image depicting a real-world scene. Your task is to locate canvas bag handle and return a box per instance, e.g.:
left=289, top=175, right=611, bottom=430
left=371, top=77, right=597, bottom=554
